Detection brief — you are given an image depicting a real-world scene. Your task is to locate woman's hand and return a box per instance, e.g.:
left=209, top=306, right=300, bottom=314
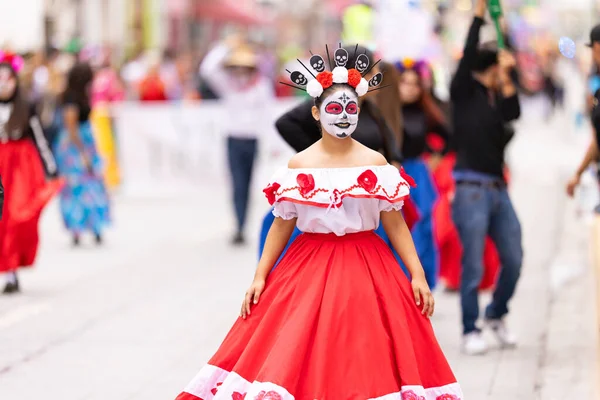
left=498, top=50, right=517, bottom=74
left=241, top=278, right=266, bottom=319
left=566, top=174, right=581, bottom=198
left=475, top=0, right=487, bottom=17
left=426, top=154, right=442, bottom=171
left=411, top=274, right=435, bottom=317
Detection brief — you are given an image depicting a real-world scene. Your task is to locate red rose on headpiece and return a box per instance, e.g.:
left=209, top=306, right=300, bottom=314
left=347, top=68, right=362, bottom=88
left=316, top=71, right=333, bottom=89
left=263, top=182, right=281, bottom=205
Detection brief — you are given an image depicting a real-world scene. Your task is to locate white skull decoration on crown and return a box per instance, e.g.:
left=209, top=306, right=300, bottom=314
left=282, top=44, right=384, bottom=99
left=290, top=71, right=308, bottom=86
left=334, top=48, right=349, bottom=67
left=355, top=54, right=370, bottom=73
left=310, top=55, right=326, bottom=73
left=368, top=72, right=383, bottom=87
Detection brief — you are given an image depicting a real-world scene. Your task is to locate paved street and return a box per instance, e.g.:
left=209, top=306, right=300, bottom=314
left=0, top=107, right=598, bottom=399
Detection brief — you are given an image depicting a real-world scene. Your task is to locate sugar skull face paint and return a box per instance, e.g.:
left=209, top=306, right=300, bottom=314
left=319, top=88, right=359, bottom=139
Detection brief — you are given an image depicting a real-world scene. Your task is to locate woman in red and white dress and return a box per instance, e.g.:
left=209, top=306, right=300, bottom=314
left=176, top=49, right=463, bottom=400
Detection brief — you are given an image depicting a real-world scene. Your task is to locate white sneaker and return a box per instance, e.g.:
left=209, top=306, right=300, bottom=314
left=461, top=331, right=488, bottom=355
left=486, top=318, right=518, bottom=348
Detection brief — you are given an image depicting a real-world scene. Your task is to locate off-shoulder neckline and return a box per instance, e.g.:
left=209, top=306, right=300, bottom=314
left=286, top=164, right=393, bottom=172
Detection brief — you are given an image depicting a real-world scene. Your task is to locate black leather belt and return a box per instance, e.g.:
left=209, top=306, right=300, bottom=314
left=456, top=180, right=506, bottom=189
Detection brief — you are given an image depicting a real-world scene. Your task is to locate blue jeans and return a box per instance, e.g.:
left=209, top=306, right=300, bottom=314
left=227, top=137, right=257, bottom=233
left=452, top=183, right=523, bottom=334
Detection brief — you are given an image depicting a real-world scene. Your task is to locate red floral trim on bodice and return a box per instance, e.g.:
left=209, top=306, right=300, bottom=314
left=264, top=166, right=413, bottom=208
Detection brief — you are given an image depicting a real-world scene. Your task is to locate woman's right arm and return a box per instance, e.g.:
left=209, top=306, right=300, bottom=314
left=241, top=216, right=297, bottom=318
left=199, top=44, right=232, bottom=98
left=63, top=105, right=84, bottom=151
left=567, top=139, right=599, bottom=197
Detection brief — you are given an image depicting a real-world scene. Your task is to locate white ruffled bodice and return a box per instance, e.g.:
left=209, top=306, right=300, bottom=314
left=263, top=164, right=411, bottom=236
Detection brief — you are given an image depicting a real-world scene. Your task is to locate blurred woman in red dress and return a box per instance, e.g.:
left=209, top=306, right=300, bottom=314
left=0, top=51, right=63, bottom=294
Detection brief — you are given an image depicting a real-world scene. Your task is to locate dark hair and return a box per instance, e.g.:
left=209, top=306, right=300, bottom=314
left=342, top=44, right=374, bottom=71
left=473, top=42, right=499, bottom=72
left=314, top=83, right=358, bottom=108
left=61, top=62, right=94, bottom=109
left=361, top=99, right=394, bottom=162
left=375, top=62, right=403, bottom=145
left=163, top=48, right=176, bottom=61
left=0, top=63, right=29, bottom=137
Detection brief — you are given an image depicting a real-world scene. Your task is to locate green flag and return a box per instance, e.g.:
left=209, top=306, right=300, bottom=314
left=488, top=0, right=505, bottom=49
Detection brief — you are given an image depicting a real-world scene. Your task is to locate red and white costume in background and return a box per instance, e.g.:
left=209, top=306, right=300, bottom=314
left=176, top=165, right=463, bottom=400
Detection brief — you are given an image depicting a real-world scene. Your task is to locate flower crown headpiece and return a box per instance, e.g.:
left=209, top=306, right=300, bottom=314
left=280, top=44, right=387, bottom=98
left=0, top=51, right=24, bottom=73
left=394, top=58, right=431, bottom=80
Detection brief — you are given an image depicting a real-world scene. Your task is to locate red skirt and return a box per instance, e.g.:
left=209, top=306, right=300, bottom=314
left=428, top=153, right=500, bottom=291
left=0, top=140, right=63, bottom=273
left=176, top=232, right=462, bottom=400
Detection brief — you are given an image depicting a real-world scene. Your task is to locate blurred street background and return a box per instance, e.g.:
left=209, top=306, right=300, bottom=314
left=1, top=0, right=600, bottom=399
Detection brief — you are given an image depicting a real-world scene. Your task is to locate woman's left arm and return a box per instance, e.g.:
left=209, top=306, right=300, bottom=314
left=381, top=209, right=434, bottom=317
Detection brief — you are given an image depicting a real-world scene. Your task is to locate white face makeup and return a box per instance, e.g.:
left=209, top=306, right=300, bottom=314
left=319, top=88, right=359, bottom=139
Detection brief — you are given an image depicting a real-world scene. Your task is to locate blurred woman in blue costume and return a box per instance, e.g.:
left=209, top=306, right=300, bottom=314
left=54, top=63, right=111, bottom=246
left=393, top=59, right=451, bottom=288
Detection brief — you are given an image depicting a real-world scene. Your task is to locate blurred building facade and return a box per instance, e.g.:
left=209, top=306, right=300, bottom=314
left=2, top=0, right=345, bottom=56
left=4, top=0, right=599, bottom=66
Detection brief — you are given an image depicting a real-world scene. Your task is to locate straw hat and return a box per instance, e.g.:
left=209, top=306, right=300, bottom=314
left=223, top=45, right=258, bottom=69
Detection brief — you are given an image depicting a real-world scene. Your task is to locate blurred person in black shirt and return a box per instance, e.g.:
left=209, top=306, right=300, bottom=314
left=450, top=0, right=522, bottom=356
